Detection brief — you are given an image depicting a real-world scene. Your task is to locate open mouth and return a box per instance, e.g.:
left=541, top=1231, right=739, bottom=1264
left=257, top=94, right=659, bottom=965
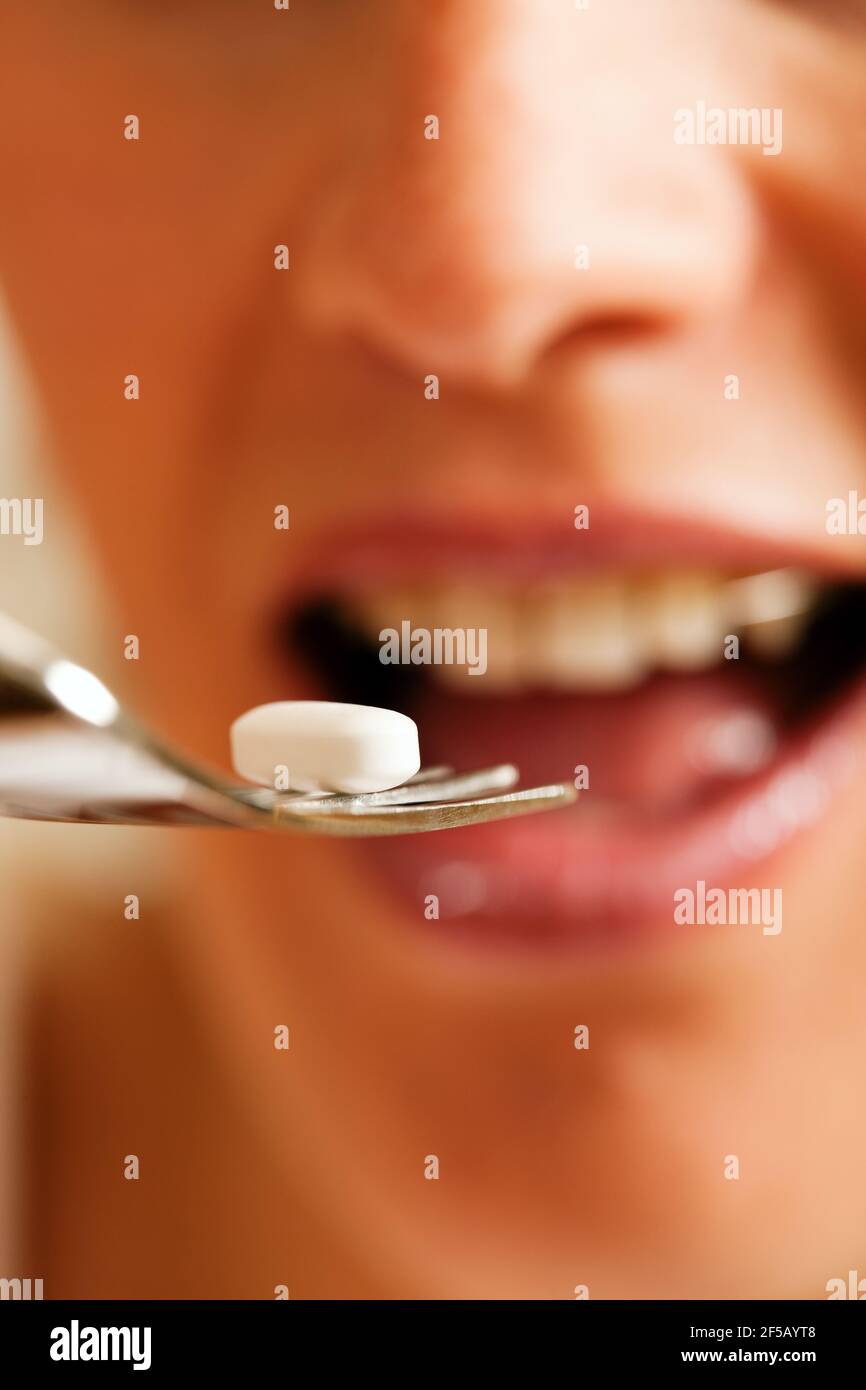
left=278, top=534, right=866, bottom=948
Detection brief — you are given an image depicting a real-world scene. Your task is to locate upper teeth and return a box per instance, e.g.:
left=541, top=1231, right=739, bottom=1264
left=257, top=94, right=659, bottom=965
left=349, top=568, right=818, bottom=694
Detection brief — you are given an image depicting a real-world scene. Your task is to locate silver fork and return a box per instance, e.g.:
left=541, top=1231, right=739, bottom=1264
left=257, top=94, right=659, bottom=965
left=0, top=612, right=576, bottom=836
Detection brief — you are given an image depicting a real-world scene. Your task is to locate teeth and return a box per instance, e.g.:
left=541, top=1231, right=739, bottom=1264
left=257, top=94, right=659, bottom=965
left=429, top=588, right=522, bottom=692
left=354, top=588, right=521, bottom=691
left=526, top=580, right=647, bottom=690
left=724, top=569, right=817, bottom=661
left=725, top=568, right=816, bottom=626
left=637, top=573, right=726, bottom=672
left=347, top=568, right=819, bottom=695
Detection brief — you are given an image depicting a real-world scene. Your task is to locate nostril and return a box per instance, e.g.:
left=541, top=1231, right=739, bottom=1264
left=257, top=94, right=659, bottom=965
left=541, top=310, right=679, bottom=367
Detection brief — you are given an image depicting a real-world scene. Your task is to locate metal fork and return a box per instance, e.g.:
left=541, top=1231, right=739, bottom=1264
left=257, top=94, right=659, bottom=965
left=0, top=612, right=575, bottom=836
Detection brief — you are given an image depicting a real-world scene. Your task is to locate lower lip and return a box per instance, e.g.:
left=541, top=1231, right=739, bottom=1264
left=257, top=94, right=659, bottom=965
left=361, top=680, right=866, bottom=953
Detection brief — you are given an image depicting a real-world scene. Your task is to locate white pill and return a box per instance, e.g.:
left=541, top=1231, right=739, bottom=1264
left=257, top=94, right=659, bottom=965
left=230, top=701, right=421, bottom=794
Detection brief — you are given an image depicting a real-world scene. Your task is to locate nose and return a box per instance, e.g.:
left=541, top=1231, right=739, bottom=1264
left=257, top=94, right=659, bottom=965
left=298, top=1, right=757, bottom=391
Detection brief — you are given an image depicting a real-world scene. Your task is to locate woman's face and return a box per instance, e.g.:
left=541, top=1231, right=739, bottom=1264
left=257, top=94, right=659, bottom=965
left=2, top=1, right=866, bottom=1296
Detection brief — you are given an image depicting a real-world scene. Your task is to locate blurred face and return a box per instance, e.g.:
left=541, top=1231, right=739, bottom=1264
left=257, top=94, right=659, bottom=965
left=2, top=1, right=866, bottom=1296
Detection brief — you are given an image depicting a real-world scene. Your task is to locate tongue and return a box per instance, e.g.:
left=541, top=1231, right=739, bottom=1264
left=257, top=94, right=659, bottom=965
left=416, top=669, right=785, bottom=814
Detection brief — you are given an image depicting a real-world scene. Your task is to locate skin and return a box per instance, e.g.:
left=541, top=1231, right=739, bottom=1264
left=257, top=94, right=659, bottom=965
left=2, top=0, right=866, bottom=1297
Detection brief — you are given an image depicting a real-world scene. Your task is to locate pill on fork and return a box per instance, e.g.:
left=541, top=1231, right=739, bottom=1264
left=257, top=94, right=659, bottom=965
left=230, top=701, right=421, bottom=794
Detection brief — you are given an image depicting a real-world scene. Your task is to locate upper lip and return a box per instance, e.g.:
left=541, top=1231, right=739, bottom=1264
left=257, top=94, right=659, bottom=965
left=275, top=501, right=866, bottom=611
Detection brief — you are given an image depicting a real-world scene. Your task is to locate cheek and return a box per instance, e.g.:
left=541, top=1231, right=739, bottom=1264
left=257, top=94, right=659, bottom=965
left=0, top=12, right=335, bottom=549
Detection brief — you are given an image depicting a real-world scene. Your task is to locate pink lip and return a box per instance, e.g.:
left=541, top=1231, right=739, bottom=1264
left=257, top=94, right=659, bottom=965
left=276, top=501, right=866, bottom=613
left=365, top=682, right=866, bottom=953
left=272, top=503, right=866, bottom=954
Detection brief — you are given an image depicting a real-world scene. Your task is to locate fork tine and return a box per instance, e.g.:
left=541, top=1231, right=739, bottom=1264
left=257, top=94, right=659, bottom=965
left=273, top=782, right=577, bottom=836
left=290, top=764, right=520, bottom=811
left=403, top=765, right=454, bottom=784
